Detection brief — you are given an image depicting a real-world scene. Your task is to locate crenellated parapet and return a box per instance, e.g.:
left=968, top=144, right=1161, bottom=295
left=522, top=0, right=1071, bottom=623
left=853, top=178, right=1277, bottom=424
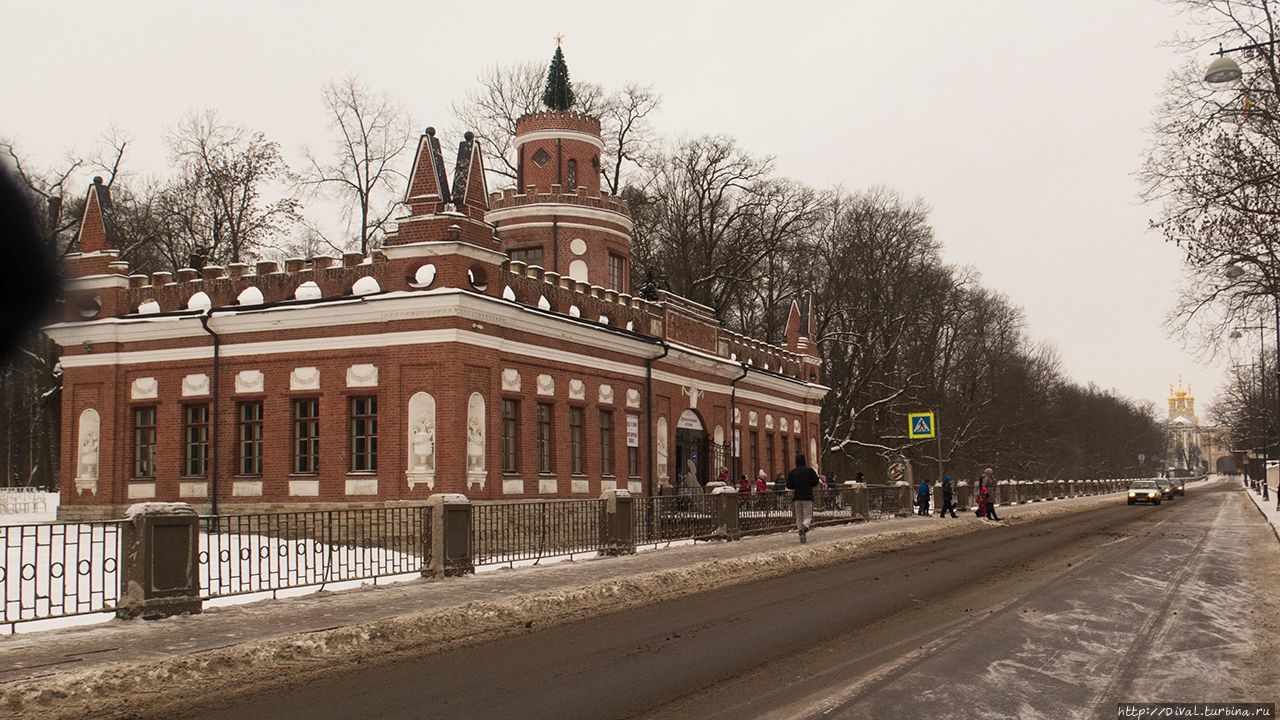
left=118, top=253, right=389, bottom=316
left=502, top=260, right=662, bottom=335
left=514, top=111, right=602, bottom=137
left=497, top=261, right=816, bottom=383
left=488, top=186, right=629, bottom=215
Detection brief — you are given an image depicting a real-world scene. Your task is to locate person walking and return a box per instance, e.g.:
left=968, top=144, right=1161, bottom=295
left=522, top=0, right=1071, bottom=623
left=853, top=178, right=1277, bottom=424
left=738, top=473, right=750, bottom=494
left=980, top=468, right=1001, bottom=521
left=754, top=470, right=768, bottom=495
left=975, top=475, right=986, bottom=518
left=786, top=454, right=821, bottom=543
left=916, top=478, right=931, bottom=516
left=938, top=475, right=958, bottom=518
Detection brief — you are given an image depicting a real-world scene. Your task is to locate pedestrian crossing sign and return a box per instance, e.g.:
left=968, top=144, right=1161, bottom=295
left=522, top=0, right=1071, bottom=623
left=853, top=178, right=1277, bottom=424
left=908, top=412, right=936, bottom=439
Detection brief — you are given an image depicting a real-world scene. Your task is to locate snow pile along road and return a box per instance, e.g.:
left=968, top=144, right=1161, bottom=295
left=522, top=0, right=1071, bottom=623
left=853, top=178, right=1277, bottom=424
left=0, top=490, right=1128, bottom=720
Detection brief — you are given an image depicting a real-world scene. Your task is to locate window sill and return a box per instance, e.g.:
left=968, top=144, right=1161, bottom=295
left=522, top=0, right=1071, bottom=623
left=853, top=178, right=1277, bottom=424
left=288, top=473, right=319, bottom=478
left=346, top=471, right=378, bottom=476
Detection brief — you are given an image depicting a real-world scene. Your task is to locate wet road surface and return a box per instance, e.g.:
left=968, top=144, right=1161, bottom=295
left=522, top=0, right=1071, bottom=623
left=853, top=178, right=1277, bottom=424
left=193, top=481, right=1280, bottom=720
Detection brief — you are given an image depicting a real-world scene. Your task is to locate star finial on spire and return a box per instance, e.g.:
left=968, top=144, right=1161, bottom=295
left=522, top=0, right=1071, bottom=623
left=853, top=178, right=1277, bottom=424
left=554, top=32, right=565, bottom=47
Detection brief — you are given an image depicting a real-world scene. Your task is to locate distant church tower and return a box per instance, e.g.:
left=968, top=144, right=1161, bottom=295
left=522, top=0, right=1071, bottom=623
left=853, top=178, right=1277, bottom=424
left=1165, top=378, right=1202, bottom=472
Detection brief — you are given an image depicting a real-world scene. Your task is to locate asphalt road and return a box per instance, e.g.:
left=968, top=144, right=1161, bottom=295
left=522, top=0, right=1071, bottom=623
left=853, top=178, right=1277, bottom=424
left=193, top=481, right=1280, bottom=720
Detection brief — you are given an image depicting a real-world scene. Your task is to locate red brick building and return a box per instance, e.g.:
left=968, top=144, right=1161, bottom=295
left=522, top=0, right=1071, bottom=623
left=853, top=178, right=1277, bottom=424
left=46, top=57, right=828, bottom=520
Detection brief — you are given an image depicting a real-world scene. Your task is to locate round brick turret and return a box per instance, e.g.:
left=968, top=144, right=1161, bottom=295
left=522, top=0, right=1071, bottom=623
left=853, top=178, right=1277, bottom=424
left=492, top=107, right=632, bottom=293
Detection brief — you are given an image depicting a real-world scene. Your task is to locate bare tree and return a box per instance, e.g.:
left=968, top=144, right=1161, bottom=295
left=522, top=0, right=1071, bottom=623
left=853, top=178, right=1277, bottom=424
left=1142, top=0, right=1280, bottom=349
left=300, top=76, right=415, bottom=254
left=451, top=60, right=606, bottom=189
left=162, top=109, right=298, bottom=267
left=599, top=83, right=662, bottom=194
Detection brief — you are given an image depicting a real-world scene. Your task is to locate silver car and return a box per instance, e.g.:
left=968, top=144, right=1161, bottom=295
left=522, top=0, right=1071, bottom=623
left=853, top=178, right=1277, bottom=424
left=1127, top=480, right=1162, bottom=505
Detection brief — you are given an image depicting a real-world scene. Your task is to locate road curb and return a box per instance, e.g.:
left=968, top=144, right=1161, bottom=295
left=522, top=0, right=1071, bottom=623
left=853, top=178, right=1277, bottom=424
left=0, top=490, right=1128, bottom=720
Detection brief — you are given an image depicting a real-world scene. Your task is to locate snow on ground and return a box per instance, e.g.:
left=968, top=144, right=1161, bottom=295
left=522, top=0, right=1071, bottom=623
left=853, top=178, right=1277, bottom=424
left=1241, top=475, right=1280, bottom=540
left=0, top=492, right=60, bottom=526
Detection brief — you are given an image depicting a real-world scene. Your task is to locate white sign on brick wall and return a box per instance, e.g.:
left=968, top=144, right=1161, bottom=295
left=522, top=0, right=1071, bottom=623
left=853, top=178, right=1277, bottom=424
left=626, top=413, right=640, bottom=448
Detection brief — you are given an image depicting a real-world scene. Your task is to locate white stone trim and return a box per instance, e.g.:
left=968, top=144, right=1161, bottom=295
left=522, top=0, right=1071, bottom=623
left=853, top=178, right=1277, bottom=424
left=233, top=480, right=263, bottom=496
left=179, top=481, right=208, bottom=498
left=538, top=478, right=558, bottom=494
left=491, top=220, right=631, bottom=242
left=537, top=373, right=556, bottom=396
left=571, top=479, right=589, bottom=494
left=66, top=274, right=130, bottom=291
left=626, top=388, right=641, bottom=408
left=486, top=203, right=634, bottom=231
left=627, top=480, right=642, bottom=495
left=346, top=363, right=378, bottom=388
left=345, top=478, right=378, bottom=495
left=235, top=370, right=264, bottom=393
left=598, top=384, right=614, bottom=404
left=600, top=479, right=617, bottom=492
left=289, top=480, right=320, bottom=496
left=127, top=482, right=156, bottom=499
left=503, top=478, right=524, bottom=495
left=569, top=378, right=585, bottom=400
left=131, top=377, right=158, bottom=400
left=513, top=128, right=604, bottom=151
left=182, top=373, right=210, bottom=397
left=501, top=368, right=522, bottom=392
left=380, top=240, right=507, bottom=265
left=290, top=367, right=320, bottom=391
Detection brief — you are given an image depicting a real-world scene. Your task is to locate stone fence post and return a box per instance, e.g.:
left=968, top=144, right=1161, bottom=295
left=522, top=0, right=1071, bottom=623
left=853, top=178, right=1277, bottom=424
left=956, top=481, right=973, bottom=511
left=426, top=493, right=473, bottom=577
left=895, top=481, right=913, bottom=517
left=845, top=481, right=868, bottom=520
left=118, top=502, right=202, bottom=620
left=711, top=486, right=741, bottom=540
left=599, top=489, right=635, bottom=556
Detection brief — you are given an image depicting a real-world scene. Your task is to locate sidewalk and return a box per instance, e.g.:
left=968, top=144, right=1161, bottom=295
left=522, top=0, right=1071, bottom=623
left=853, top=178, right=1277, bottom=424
left=0, top=489, right=1140, bottom=719
left=1241, top=477, right=1280, bottom=541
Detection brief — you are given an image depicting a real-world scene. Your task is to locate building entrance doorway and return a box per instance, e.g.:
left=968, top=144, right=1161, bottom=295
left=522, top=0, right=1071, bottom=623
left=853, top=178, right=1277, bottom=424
left=674, top=409, right=708, bottom=492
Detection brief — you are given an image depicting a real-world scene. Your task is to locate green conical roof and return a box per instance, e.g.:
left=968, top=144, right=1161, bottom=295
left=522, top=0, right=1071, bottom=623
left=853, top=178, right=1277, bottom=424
left=542, top=45, right=575, bottom=111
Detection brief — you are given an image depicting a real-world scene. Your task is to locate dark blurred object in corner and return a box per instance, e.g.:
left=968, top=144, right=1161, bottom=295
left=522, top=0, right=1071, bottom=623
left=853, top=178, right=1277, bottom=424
left=0, top=168, right=59, bottom=363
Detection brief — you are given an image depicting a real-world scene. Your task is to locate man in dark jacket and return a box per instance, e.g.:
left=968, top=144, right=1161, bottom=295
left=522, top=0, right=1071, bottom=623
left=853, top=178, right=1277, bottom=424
left=916, top=479, right=931, bottom=516
left=938, top=475, right=958, bottom=518
left=786, top=454, right=821, bottom=543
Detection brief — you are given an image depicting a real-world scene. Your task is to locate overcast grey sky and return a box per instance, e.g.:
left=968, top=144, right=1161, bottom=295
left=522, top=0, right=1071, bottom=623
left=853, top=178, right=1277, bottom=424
left=4, top=0, right=1222, bottom=412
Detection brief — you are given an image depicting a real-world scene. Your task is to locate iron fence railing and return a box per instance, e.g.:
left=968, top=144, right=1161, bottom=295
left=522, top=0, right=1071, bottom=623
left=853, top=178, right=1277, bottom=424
left=632, top=494, right=718, bottom=545
left=0, top=487, right=51, bottom=516
left=199, top=506, right=431, bottom=599
left=865, top=485, right=900, bottom=520
left=472, top=499, right=604, bottom=566
left=1, top=520, right=123, bottom=629
left=738, top=491, right=794, bottom=534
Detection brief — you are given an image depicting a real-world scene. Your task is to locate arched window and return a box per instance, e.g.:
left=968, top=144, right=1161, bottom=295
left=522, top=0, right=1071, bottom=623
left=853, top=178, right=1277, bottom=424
left=567, top=159, right=577, bottom=189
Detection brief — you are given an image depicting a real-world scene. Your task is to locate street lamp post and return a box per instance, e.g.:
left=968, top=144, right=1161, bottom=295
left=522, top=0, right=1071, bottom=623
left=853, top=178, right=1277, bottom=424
left=1227, top=262, right=1277, bottom=500
left=1232, top=323, right=1270, bottom=499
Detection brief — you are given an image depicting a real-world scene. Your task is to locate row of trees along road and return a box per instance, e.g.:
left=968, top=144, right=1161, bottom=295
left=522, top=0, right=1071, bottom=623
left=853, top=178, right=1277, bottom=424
left=0, top=62, right=1163, bottom=489
left=1142, top=0, right=1280, bottom=454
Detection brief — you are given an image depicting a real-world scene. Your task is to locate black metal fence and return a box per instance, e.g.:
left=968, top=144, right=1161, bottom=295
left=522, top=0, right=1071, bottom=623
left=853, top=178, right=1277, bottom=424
left=865, top=485, right=900, bottom=520
left=199, top=506, right=431, bottom=599
left=472, top=499, right=604, bottom=566
left=632, top=494, right=719, bottom=545
left=1, top=520, right=123, bottom=629
left=738, top=491, right=794, bottom=534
